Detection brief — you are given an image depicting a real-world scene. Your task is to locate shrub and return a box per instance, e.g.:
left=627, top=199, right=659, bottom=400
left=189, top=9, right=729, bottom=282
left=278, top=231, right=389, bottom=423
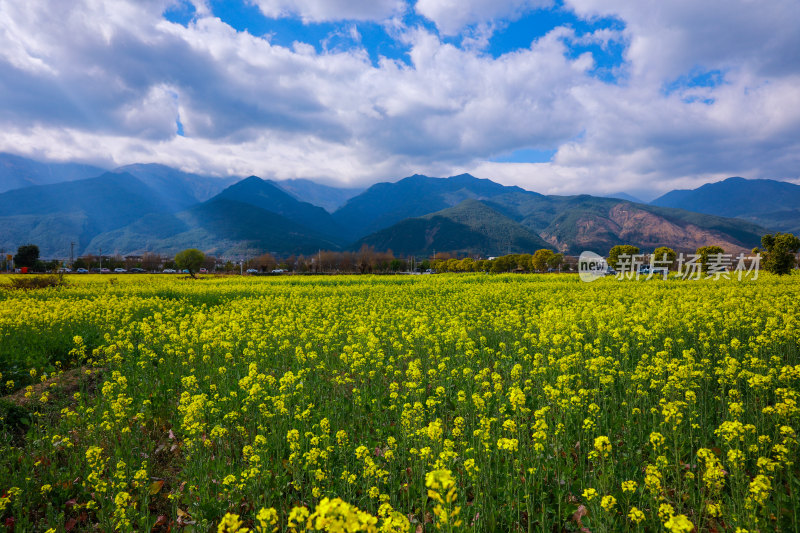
left=7, top=275, right=66, bottom=290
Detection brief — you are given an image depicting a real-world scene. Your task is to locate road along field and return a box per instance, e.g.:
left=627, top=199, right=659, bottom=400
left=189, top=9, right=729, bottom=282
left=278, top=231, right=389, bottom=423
left=1, top=273, right=799, bottom=532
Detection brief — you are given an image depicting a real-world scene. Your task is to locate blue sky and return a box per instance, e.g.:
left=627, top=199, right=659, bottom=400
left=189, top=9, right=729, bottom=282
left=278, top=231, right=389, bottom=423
left=164, top=0, right=628, bottom=77
left=0, top=0, right=798, bottom=198
left=163, top=0, right=629, bottom=166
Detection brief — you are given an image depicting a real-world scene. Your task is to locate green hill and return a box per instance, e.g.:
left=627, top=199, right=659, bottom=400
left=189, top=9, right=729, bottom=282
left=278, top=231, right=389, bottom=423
left=215, top=176, right=345, bottom=242
left=88, top=198, right=342, bottom=257
left=334, top=173, right=523, bottom=240
left=0, top=172, right=173, bottom=257
left=354, top=199, right=552, bottom=256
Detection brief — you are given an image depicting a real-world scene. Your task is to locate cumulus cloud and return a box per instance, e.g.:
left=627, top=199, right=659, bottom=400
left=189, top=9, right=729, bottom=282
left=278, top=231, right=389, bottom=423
left=415, top=0, right=552, bottom=36
left=249, top=0, right=406, bottom=23
left=566, top=0, right=800, bottom=83
left=548, top=0, right=800, bottom=195
left=0, top=0, right=798, bottom=198
left=0, top=1, right=590, bottom=180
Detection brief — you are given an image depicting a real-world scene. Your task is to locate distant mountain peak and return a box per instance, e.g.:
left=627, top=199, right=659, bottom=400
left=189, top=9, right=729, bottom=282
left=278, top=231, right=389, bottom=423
left=447, top=173, right=481, bottom=182
left=651, top=176, right=800, bottom=234
left=213, top=175, right=346, bottom=242
left=0, top=152, right=107, bottom=193
left=116, top=162, right=171, bottom=171
left=603, top=191, right=644, bottom=203
left=271, top=178, right=364, bottom=213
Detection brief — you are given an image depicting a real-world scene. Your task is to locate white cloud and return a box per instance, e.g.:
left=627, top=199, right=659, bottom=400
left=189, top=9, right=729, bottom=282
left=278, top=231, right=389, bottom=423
left=118, top=84, right=181, bottom=139
left=0, top=0, right=798, bottom=200
left=0, top=6, right=57, bottom=74
left=0, top=2, right=592, bottom=181
left=566, top=0, right=800, bottom=83
left=249, top=0, right=406, bottom=23
left=415, top=0, right=552, bottom=35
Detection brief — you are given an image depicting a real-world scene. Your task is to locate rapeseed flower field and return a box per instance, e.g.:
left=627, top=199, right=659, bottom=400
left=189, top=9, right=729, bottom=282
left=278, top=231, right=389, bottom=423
left=1, top=273, right=799, bottom=532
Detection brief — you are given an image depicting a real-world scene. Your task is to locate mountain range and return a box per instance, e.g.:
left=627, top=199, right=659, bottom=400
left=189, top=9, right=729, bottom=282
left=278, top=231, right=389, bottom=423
left=0, top=153, right=792, bottom=258
left=651, top=177, right=800, bottom=234
left=0, top=152, right=106, bottom=192
left=332, top=174, right=767, bottom=255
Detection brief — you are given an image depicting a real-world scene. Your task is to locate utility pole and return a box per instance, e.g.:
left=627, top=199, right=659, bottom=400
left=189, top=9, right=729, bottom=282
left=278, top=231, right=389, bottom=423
left=99, top=248, right=102, bottom=271
left=70, top=242, right=75, bottom=266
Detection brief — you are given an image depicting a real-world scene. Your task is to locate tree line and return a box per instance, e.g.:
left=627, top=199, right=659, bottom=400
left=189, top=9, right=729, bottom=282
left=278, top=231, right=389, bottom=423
left=605, top=233, right=800, bottom=275
left=4, top=232, right=799, bottom=275
left=429, top=249, right=566, bottom=273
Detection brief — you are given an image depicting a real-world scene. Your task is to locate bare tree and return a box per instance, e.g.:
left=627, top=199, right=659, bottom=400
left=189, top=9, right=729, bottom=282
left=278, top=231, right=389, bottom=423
left=253, top=253, right=277, bottom=272
left=141, top=253, right=163, bottom=272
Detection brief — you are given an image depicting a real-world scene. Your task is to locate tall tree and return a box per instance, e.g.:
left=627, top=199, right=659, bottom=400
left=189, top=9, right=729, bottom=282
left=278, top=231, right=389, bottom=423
left=490, top=255, right=514, bottom=273
left=531, top=249, right=554, bottom=272
left=760, top=233, right=800, bottom=275
left=175, top=249, right=205, bottom=278
left=607, top=245, right=640, bottom=269
left=546, top=253, right=564, bottom=271
left=696, top=245, right=724, bottom=272
left=652, top=246, right=677, bottom=268
left=14, top=244, right=39, bottom=269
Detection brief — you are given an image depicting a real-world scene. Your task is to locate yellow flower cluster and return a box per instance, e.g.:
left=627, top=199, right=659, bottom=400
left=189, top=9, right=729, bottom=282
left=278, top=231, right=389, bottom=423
left=0, top=273, right=799, bottom=532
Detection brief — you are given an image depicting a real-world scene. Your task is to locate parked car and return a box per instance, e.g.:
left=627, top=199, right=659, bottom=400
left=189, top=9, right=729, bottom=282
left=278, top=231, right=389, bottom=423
left=163, top=268, right=176, bottom=273
left=100, top=268, right=110, bottom=273
left=114, top=268, right=127, bottom=273
left=57, top=268, right=72, bottom=273
left=76, top=268, right=89, bottom=273
left=129, top=267, right=145, bottom=273
left=199, top=268, right=208, bottom=274
left=271, top=268, right=285, bottom=273
left=246, top=268, right=259, bottom=274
